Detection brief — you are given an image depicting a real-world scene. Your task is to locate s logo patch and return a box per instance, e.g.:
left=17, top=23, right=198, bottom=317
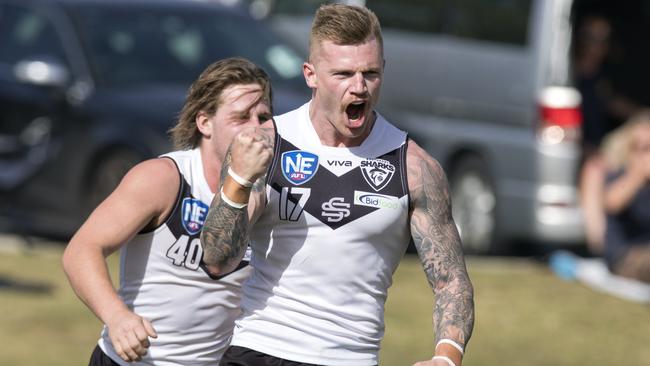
left=281, top=150, right=319, bottom=185
left=181, top=198, right=209, bottom=235
left=321, top=197, right=351, bottom=222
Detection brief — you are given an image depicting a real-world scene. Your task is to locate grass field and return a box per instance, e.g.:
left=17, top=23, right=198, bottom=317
left=1, top=238, right=649, bottom=366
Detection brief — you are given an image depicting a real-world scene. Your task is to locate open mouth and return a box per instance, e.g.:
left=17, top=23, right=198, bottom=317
left=346, top=102, right=366, bottom=121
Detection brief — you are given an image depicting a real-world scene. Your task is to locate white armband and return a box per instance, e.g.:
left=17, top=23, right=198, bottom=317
left=220, top=189, right=248, bottom=209
left=436, top=338, right=464, bottom=356
left=432, top=356, right=456, bottom=366
left=227, top=167, right=253, bottom=188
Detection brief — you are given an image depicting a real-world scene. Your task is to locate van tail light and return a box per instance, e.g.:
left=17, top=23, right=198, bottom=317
left=538, top=86, right=582, bottom=144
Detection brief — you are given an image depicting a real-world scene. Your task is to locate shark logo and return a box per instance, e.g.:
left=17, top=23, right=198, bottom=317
left=360, top=158, right=395, bottom=191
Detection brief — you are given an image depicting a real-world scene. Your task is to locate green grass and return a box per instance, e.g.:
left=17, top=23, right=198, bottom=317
left=1, top=241, right=648, bottom=366
left=383, top=256, right=650, bottom=366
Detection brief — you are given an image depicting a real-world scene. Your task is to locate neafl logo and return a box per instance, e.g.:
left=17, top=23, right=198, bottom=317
left=281, top=150, right=319, bottom=185
left=360, top=158, right=395, bottom=191
left=181, top=198, right=209, bottom=235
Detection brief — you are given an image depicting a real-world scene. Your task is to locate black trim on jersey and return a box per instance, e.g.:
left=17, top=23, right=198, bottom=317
left=204, top=259, right=251, bottom=280
left=164, top=176, right=194, bottom=238
left=267, top=118, right=282, bottom=189
left=150, top=156, right=249, bottom=280
left=270, top=137, right=408, bottom=230
left=400, top=136, right=410, bottom=214
left=138, top=156, right=183, bottom=234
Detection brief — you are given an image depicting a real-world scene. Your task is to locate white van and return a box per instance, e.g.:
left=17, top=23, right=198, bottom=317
left=261, top=0, right=647, bottom=254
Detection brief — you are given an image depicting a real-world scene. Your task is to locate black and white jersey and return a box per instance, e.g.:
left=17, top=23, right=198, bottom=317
left=98, top=148, right=251, bottom=366
left=231, top=102, right=411, bottom=365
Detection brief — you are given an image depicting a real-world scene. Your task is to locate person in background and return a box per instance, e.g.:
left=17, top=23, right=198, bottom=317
left=573, top=13, right=640, bottom=254
left=549, top=112, right=650, bottom=302
left=62, top=57, right=272, bottom=365
left=200, top=4, right=474, bottom=366
left=602, top=110, right=650, bottom=283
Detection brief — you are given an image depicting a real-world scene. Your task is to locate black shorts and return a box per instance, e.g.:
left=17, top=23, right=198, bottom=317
left=88, top=345, right=121, bottom=366
left=220, top=346, right=320, bottom=366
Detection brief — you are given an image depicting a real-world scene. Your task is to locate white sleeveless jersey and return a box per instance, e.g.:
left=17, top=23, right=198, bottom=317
left=98, top=148, right=252, bottom=366
left=231, top=102, right=411, bottom=365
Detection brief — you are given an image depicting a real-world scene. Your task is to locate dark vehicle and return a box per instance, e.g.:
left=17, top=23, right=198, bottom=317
left=0, top=0, right=308, bottom=239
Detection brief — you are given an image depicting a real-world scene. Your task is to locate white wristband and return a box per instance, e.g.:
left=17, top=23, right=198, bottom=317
left=220, top=189, right=248, bottom=209
left=228, top=167, right=253, bottom=188
left=432, top=356, right=456, bottom=366
left=436, top=339, right=464, bottom=356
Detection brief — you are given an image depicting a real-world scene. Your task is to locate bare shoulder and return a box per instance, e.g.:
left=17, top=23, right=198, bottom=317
left=111, top=157, right=180, bottom=213
left=68, top=157, right=180, bottom=251
left=121, top=158, right=178, bottom=190
left=406, top=139, right=448, bottom=200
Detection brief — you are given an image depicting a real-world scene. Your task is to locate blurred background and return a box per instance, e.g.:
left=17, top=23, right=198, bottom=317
left=1, top=0, right=649, bottom=365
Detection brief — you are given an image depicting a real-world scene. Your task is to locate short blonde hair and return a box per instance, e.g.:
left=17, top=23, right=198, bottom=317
left=170, top=57, right=272, bottom=150
left=309, top=3, right=383, bottom=59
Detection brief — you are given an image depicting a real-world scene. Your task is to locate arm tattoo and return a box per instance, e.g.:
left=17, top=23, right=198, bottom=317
left=200, top=127, right=274, bottom=272
left=200, top=148, right=249, bottom=273
left=201, top=196, right=249, bottom=271
left=410, top=157, right=475, bottom=348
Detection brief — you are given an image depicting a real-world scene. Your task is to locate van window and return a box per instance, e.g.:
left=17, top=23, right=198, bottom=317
left=369, top=0, right=531, bottom=46
left=266, top=0, right=531, bottom=46
left=366, top=0, right=444, bottom=34
left=442, top=0, right=532, bottom=46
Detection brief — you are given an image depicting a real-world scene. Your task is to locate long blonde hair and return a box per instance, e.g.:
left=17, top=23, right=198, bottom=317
left=169, top=57, right=272, bottom=150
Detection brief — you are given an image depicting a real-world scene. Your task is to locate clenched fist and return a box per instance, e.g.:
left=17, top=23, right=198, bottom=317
left=228, top=127, right=274, bottom=185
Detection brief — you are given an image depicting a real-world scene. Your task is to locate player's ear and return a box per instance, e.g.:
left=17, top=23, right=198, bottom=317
left=196, top=111, right=212, bottom=137
left=303, top=62, right=317, bottom=89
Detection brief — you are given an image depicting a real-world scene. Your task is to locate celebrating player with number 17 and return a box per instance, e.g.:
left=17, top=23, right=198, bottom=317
left=201, top=4, right=475, bottom=366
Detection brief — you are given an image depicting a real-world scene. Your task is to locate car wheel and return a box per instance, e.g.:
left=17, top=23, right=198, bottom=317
left=85, top=148, right=142, bottom=208
left=449, top=157, right=498, bottom=255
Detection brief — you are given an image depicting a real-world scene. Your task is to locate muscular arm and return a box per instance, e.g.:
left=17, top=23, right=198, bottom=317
left=62, top=158, right=178, bottom=361
left=408, top=141, right=474, bottom=363
left=201, top=125, right=274, bottom=275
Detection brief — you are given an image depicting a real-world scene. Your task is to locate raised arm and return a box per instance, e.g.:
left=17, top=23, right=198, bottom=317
left=200, top=125, right=274, bottom=276
left=407, top=141, right=474, bottom=366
